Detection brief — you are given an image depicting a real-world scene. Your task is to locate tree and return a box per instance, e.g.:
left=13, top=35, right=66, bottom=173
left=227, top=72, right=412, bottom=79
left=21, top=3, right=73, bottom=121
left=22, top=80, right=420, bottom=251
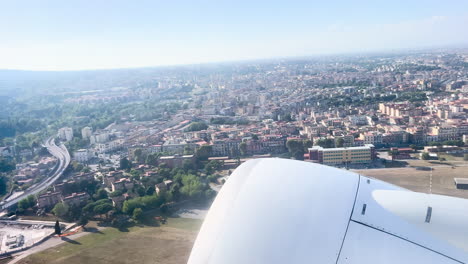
left=145, top=186, right=155, bottom=196
left=180, top=174, right=204, bottom=199
left=185, top=122, right=208, bottom=132
left=195, top=145, right=212, bottom=161
left=25, top=195, right=36, bottom=208
left=71, top=161, right=84, bottom=172
left=204, top=160, right=222, bottom=175
left=421, top=152, right=430, bottom=160
left=239, top=142, right=248, bottom=156
left=293, top=151, right=305, bottom=160
left=286, top=140, right=304, bottom=160
left=0, top=175, right=7, bottom=196
left=133, top=148, right=145, bottom=163
left=119, top=157, right=132, bottom=171
left=184, top=145, right=194, bottom=155
left=335, top=138, right=345, bottom=148
left=303, top=140, right=313, bottom=151
left=78, top=216, right=89, bottom=227
left=93, top=203, right=113, bottom=219
left=53, top=203, right=69, bottom=218
left=133, top=208, right=143, bottom=222
left=18, top=199, right=30, bottom=211
left=54, top=220, right=61, bottom=235
left=145, top=153, right=159, bottom=166
left=0, top=158, right=15, bottom=173
left=316, top=138, right=335, bottom=148
left=94, top=188, right=108, bottom=200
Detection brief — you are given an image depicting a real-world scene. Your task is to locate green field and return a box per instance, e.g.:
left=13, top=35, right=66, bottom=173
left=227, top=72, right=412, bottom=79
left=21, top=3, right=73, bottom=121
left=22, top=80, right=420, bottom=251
left=17, top=217, right=202, bottom=264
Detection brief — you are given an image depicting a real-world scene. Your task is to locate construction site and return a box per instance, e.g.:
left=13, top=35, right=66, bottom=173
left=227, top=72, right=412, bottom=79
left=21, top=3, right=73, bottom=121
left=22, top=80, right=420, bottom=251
left=0, top=220, right=65, bottom=255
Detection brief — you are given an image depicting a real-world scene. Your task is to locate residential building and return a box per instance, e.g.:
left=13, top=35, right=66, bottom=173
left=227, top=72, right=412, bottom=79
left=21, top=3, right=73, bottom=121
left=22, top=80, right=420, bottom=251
left=308, top=144, right=376, bottom=165
left=155, top=180, right=173, bottom=194
left=58, top=127, right=73, bottom=141
left=37, top=192, right=62, bottom=209
left=81, top=127, right=92, bottom=139
left=62, top=192, right=90, bottom=206
left=73, top=149, right=91, bottom=163
left=158, top=155, right=195, bottom=169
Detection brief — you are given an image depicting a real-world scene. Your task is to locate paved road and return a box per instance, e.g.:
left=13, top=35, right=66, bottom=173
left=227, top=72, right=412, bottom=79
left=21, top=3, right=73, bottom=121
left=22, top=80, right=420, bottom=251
left=1, top=137, right=71, bottom=210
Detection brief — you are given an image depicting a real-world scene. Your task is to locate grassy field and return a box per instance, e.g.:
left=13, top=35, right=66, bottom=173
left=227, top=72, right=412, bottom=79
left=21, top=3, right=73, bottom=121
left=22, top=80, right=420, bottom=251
left=355, top=166, right=468, bottom=199
left=16, top=217, right=202, bottom=264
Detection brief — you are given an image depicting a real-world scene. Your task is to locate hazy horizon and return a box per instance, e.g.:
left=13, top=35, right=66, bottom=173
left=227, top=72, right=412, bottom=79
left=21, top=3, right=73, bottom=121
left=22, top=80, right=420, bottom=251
left=1, top=0, right=468, bottom=71
left=0, top=44, right=467, bottom=73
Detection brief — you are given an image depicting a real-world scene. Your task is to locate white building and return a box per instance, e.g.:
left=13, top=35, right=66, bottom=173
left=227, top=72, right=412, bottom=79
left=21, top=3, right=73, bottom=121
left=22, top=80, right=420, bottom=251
left=73, top=149, right=90, bottom=163
left=81, top=127, right=92, bottom=140
left=58, top=127, right=73, bottom=141
left=90, top=132, right=110, bottom=144
left=94, top=139, right=124, bottom=154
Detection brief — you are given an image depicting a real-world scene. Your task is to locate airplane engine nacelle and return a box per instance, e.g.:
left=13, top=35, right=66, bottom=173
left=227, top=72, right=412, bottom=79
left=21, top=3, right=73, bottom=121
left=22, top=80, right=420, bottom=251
left=188, top=158, right=468, bottom=264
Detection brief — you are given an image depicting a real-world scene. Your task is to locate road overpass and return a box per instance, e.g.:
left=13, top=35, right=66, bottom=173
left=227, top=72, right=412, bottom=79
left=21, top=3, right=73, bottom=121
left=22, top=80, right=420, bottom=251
left=1, top=137, right=71, bottom=210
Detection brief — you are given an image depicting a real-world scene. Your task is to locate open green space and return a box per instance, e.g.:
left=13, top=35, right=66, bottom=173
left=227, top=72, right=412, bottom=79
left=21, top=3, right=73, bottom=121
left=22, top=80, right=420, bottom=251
left=17, top=217, right=202, bottom=264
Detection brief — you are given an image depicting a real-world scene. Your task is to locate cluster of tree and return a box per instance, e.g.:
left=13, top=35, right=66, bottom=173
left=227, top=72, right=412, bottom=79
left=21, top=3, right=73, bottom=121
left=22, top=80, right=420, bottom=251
left=122, top=194, right=165, bottom=215
left=51, top=186, right=110, bottom=222
left=195, top=145, right=212, bottom=161
left=58, top=179, right=98, bottom=197
left=0, top=175, right=7, bottom=196
left=0, top=158, right=15, bottom=173
left=0, top=119, right=44, bottom=138
left=185, top=122, right=208, bottom=132
left=82, top=199, right=114, bottom=220
left=17, top=195, right=36, bottom=212
left=397, top=92, right=428, bottom=103
left=286, top=139, right=313, bottom=160
left=210, top=117, right=249, bottom=125
left=65, top=137, right=89, bottom=153
left=427, top=140, right=465, bottom=147
left=204, top=160, right=223, bottom=175
left=119, top=157, right=132, bottom=171
left=421, top=152, right=431, bottom=160
left=315, top=138, right=335, bottom=148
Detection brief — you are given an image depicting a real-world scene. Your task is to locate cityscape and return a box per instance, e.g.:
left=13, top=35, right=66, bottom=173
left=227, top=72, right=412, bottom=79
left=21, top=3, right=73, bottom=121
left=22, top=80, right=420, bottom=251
left=0, top=0, right=468, bottom=262
left=0, top=49, right=468, bottom=262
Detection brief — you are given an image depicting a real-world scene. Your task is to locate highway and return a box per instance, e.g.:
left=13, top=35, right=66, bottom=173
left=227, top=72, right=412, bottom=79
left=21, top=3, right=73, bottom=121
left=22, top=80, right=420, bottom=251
left=1, top=137, right=71, bottom=210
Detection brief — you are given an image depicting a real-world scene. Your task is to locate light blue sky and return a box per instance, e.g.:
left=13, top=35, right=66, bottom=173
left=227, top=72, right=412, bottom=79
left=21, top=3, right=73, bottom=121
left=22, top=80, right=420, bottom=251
left=1, top=0, right=467, bottom=70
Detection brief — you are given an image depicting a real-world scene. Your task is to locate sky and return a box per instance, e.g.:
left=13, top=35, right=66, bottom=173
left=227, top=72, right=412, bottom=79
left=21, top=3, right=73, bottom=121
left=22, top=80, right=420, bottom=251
left=1, top=0, right=467, bottom=71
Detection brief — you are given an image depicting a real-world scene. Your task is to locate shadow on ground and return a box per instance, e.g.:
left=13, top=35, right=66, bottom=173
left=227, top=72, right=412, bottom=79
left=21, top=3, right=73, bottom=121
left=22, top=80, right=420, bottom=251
left=83, top=227, right=104, bottom=234
left=61, top=236, right=81, bottom=245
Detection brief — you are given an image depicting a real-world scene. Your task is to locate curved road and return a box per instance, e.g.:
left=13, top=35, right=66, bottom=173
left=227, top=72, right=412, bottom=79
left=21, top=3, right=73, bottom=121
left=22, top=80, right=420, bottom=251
left=1, top=137, right=70, bottom=210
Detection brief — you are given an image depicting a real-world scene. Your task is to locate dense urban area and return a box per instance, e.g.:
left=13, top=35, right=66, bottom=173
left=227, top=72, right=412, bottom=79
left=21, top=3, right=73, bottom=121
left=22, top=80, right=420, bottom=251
left=0, top=49, right=468, bottom=262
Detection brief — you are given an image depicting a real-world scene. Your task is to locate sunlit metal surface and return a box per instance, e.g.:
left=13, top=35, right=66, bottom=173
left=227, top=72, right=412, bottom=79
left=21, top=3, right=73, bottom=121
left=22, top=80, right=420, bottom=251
left=188, top=158, right=468, bottom=264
